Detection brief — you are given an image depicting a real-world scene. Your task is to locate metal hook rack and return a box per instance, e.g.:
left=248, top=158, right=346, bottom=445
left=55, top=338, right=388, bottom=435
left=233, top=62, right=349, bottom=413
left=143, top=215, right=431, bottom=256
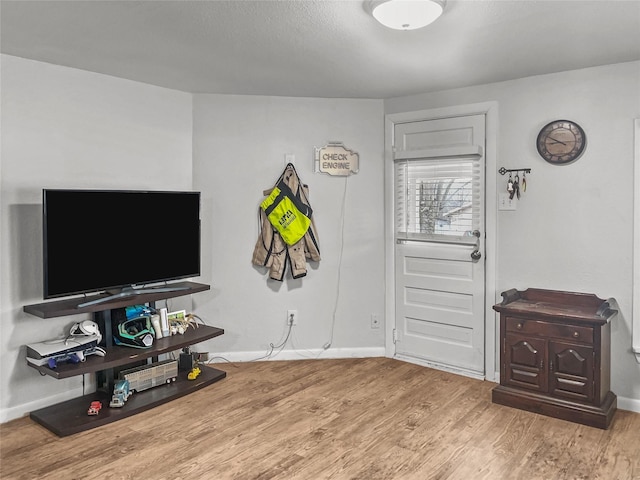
left=500, top=167, right=530, bottom=199
left=499, top=167, right=531, bottom=175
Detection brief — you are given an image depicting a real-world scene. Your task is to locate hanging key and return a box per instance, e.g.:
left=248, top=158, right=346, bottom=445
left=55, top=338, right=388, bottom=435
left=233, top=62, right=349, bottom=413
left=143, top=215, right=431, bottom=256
left=509, top=174, right=518, bottom=199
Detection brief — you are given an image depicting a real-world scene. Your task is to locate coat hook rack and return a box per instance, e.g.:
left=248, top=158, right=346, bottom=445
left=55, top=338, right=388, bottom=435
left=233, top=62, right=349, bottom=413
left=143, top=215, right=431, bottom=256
left=498, top=167, right=531, bottom=175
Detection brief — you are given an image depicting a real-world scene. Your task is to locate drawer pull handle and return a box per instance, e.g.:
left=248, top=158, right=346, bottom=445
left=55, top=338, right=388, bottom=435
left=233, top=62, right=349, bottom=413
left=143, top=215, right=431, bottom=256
left=573, top=331, right=579, bottom=338
left=516, top=323, right=523, bottom=329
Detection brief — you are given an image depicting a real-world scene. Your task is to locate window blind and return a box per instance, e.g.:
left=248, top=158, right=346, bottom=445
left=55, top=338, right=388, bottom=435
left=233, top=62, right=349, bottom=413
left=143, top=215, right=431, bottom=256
left=395, top=156, right=482, bottom=242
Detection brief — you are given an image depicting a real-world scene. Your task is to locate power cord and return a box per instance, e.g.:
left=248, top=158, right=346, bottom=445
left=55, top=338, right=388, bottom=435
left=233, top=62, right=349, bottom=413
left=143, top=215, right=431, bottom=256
left=196, top=323, right=295, bottom=367
left=199, top=321, right=297, bottom=366
left=204, top=356, right=241, bottom=368
left=291, top=327, right=326, bottom=359
left=323, top=175, right=348, bottom=351
left=176, top=311, right=294, bottom=367
left=250, top=321, right=294, bottom=362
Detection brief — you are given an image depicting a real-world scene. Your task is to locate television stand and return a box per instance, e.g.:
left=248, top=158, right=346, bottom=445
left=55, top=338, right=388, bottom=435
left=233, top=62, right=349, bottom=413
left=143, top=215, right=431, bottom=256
left=23, top=281, right=226, bottom=436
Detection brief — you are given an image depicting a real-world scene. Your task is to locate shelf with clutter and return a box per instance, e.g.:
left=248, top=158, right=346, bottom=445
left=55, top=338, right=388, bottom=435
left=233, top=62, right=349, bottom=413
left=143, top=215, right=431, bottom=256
left=26, top=322, right=224, bottom=380
left=23, top=282, right=226, bottom=436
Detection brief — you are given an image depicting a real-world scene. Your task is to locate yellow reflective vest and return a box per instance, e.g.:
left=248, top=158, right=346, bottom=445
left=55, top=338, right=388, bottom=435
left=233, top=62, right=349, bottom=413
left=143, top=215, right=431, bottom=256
left=252, top=164, right=320, bottom=281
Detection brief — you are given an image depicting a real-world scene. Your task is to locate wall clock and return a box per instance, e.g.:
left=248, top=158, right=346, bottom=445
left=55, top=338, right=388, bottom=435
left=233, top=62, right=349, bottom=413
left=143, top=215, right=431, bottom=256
left=536, top=119, right=586, bottom=165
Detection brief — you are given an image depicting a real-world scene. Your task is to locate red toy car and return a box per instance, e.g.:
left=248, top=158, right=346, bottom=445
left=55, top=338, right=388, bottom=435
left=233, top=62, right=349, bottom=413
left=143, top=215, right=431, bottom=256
left=87, top=401, right=102, bottom=416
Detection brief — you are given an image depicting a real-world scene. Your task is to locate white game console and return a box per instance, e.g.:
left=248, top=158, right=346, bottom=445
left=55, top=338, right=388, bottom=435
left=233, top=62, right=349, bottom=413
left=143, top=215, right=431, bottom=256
left=26, top=334, right=100, bottom=361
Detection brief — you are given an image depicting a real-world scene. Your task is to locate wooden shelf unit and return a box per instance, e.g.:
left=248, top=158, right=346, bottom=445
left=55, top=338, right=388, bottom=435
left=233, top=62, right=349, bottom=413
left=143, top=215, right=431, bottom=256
left=23, top=282, right=226, bottom=436
left=30, top=365, right=226, bottom=437
left=492, top=288, right=617, bottom=429
left=27, top=325, right=224, bottom=379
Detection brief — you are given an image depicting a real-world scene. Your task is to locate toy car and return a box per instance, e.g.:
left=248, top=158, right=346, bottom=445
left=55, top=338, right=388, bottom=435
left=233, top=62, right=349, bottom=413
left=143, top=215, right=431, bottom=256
left=109, top=379, right=131, bottom=408
left=187, top=366, right=201, bottom=380
left=87, top=401, right=102, bottom=415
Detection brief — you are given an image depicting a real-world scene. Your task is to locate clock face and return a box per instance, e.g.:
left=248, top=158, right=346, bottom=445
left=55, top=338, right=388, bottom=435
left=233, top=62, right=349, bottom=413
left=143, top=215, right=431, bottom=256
left=536, top=120, right=586, bottom=164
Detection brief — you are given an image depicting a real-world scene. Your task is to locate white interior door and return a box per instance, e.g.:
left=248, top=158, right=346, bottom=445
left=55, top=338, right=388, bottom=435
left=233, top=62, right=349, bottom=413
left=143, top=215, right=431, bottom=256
left=394, top=115, right=486, bottom=376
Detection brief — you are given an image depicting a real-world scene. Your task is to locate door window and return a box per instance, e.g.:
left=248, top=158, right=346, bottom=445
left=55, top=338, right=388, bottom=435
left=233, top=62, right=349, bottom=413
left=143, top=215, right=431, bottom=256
left=395, top=156, right=481, bottom=242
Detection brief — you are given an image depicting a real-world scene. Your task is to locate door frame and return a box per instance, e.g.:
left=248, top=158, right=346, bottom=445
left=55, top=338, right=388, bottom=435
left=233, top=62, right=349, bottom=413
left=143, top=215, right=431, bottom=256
left=633, top=118, right=640, bottom=363
left=384, top=102, right=499, bottom=381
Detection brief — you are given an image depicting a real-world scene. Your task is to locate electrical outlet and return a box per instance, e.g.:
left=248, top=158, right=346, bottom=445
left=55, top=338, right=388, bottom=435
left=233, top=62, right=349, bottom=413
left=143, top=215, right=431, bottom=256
left=287, top=309, right=298, bottom=326
left=194, top=352, right=210, bottom=362
left=371, top=314, right=381, bottom=329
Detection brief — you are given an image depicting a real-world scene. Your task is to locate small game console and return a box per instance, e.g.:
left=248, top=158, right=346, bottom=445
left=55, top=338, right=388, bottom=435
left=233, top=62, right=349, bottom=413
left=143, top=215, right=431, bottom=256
left=26, top=334, right=100, bottom=360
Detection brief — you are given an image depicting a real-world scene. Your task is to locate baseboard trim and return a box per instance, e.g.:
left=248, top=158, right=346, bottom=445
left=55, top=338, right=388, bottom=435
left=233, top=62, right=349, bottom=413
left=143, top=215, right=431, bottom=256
left=207, top=346, right=386, bottom=364
left=617, top=395, right=640, bottom=414
left=0, top=383, right=93, bottom=424
left=394, top=353, right=485, bottom=380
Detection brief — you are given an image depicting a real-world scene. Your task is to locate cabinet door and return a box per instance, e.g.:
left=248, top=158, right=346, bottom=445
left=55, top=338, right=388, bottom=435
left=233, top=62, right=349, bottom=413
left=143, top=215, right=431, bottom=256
left=504, top=333, right=547, bottom=392
left=549, top=341, right=594, bottom=403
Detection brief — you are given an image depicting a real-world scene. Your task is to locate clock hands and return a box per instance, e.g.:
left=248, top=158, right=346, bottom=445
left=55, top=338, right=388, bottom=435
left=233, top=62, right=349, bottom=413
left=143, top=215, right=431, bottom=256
left=547, top=136, right=568, bottom=146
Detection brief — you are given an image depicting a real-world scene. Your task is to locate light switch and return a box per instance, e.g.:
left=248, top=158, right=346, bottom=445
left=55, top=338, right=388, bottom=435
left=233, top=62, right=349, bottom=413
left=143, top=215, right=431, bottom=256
left=499, top=193, right=517, bottom=211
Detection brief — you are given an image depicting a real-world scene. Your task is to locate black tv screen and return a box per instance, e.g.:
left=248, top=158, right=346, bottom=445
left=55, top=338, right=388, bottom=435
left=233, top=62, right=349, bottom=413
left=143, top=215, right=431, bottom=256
left=43, top=189, right=201, bottom=299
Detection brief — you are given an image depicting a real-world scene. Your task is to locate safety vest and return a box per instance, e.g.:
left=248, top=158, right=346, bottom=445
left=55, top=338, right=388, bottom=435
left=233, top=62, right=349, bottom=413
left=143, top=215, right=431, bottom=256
left=260, top=179, right=312, bottom=246
left=252, top=164, right=320, bottom=281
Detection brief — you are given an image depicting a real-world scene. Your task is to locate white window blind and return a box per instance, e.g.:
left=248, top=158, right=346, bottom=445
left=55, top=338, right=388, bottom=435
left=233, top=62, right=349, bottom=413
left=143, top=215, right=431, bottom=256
left=395, top=156, right=481, bottom=242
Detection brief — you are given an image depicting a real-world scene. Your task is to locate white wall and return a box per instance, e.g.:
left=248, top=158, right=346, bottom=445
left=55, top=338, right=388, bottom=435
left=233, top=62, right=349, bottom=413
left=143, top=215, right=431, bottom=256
left=191, top=95, right=385, bottom=360
left=0, top=57, right=385, bottom=424
left=0, top=55, right=193, bottom=422
left=3, top=52, right=636, bottom=424
left=385, top=61, right=640, bottom=409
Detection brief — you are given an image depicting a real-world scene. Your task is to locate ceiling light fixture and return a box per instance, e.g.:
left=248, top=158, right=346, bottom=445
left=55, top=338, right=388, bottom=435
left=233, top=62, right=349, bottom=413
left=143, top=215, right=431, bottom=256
left=368, top=0, right=445, bottom=31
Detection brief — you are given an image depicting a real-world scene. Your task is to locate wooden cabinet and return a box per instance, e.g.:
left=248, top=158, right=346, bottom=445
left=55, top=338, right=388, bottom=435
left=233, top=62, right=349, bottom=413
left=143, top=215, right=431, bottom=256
left=492, top=288, right=617, bottom=429
left=23, top=282, right=226, bottom=436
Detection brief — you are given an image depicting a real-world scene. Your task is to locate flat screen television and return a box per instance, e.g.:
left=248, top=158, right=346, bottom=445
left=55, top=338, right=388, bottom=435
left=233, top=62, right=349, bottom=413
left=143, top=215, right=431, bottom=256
left=43, top=189, right=201, bottom=306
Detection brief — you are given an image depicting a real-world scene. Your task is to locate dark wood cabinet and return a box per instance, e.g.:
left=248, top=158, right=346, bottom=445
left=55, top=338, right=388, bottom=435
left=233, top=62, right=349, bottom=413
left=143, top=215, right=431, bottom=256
left=492, top=288, right=617, bottom=429
left=23, top=282, right=226, bottom=436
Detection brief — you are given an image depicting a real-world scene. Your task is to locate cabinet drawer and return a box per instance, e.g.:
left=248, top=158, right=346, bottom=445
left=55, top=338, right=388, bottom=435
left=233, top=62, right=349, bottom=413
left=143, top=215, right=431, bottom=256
left=506, top=317, right=593, bottom=344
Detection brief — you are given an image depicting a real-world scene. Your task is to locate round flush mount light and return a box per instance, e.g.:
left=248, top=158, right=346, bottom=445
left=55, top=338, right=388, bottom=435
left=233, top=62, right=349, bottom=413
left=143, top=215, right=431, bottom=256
left=368, top=0, right=445, bottom=30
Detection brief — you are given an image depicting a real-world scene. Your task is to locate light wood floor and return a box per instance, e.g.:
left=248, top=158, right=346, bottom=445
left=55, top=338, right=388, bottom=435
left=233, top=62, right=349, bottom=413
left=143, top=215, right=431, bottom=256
left=1, top=357, right=639, bottom=480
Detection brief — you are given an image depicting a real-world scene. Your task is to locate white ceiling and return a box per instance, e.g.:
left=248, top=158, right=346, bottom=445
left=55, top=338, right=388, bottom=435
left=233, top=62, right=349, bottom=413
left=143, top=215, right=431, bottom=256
left=2, top=0, right=640, bottom=99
